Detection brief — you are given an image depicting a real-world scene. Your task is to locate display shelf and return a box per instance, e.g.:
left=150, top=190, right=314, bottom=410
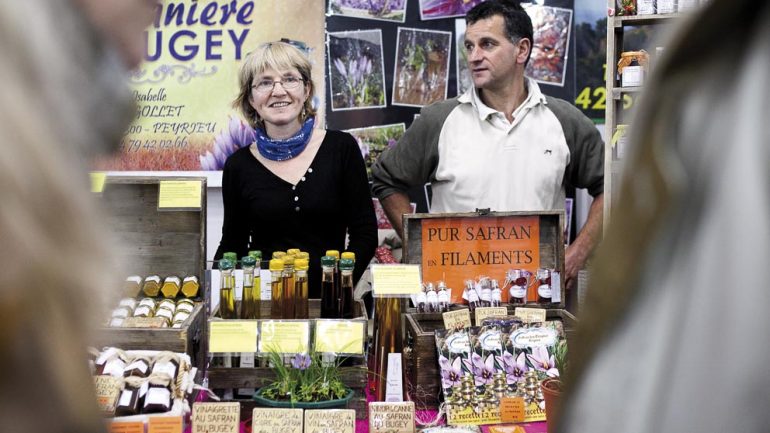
left=603, top=4, right=693, bottom=228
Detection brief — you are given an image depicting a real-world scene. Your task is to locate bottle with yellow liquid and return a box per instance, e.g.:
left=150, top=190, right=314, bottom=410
left=281, top=256, right=296, bottom=319
left=269, top=258, right=284, bottom=318
left=218, top=258, right=236, bottom=319
left=339, top=257, right=355, bottom=319
left=241, top=256, right=260, bottom=319
left=294, top=258, right=309, bottom=319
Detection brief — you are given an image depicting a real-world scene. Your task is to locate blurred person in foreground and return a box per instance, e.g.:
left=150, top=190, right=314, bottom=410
left=0, top=1, right=154, bottom=432
left=214, top=41, right=377, bottom=296
left=560, top=0, right=770, bottom=432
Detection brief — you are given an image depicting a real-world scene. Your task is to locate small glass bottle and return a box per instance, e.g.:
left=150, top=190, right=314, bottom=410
left=490, top=279, right=502, bottom=307
left=281, top=256, right=296, bottom=319
left=218, top=258, right=236, bottom=319
left=437, top=281, right=450, bottom=312
left=320, top=255, right=338, bottom=318
left=339, top=257, right=355, bottom=319
left=240, top=256, right=258, bottom=319
left=294, top=258, right=309, bottom=319
left=465, top=280, right=480, bottom=312
left=416, top=284, right=428, bottom=313
left=425, top=282, right=438, bottom=313
left=269, top=258, right=284, bottom=318
left=479, top=278, right=492, bottom=308
left=536, top=268, right=553, bottom=304
left=507, top=269, right=529, bottom=305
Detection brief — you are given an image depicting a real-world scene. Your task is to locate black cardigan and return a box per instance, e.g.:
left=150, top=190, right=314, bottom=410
left=214, top=130, right=377, bottom=297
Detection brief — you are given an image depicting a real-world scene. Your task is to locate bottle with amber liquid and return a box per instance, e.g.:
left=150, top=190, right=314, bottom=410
left=326, top=250, right=341, bottom=310
left=339, top=257, right=355, bottom=319
left=219, top=258, right=236, bottom=319
left=269, top=258, right=284, bottom=318
left=240, top=256, right=259, bottom=319
left=320, top=255, right=338, bottom=318
left=294, top=258, right=309, bottom=319
left=281, top=256, right=296, bottom=319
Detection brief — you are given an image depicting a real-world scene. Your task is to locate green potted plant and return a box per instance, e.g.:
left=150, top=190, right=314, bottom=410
left=541, top=340, right=568, bottom=433
left=253, top=349, right=354, bottom=409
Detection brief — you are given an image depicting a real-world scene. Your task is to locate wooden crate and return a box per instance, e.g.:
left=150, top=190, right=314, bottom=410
left=93, top=176, right=207, bottom=371
left=403, top=308, right=576, bottom=410
left=207, top=299, right=368, bottom=418
left=403, top=210, right=567, bottom=308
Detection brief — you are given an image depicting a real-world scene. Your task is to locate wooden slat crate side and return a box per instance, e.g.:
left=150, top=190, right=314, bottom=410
left=101, top=177, right=206, bottom=283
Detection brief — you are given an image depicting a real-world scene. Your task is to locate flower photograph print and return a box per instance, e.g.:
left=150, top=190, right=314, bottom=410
left=328, top=29, right=387, bottom=111
left=524, top=4, right=573, bottom=86
left=419, top=0, right=486, bottom=20
left=392, top=28, right=452, bottom=107
left=328, top=0, right=407, bottom=23
left=346, top=123, right=405, bottom=180
left=455, top=19, right=472, bottom=95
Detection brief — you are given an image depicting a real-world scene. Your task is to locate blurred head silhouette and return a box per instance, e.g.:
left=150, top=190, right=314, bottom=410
left=0, top=1, right=154, bottom=431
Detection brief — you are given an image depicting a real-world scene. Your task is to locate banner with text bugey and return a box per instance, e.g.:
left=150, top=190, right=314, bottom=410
left=421, top=216, right=540, bottom=303
left=97, top=0, right=325, bottom=172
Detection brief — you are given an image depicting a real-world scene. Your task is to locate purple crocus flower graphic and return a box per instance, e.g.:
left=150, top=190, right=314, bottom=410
left=527, top=346, right=559, bottom=377
left=439, top=355, right=464, bottom=389
left=501, top=351, right=528, bottom=384
left=471, top=353, right=496, bottom=386
left=199, top=116, right=255, bottom=170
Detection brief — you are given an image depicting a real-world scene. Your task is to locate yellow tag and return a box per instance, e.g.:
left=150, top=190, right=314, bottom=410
left=442, top=309, right=472, bottom=330
left=148, top=416, right=183, bottom=433
left=446, top=404, right=501, bottom=426
left=158, top=180, right=202, bottom=208
left=209, top=321, right=258, bottom=353
left=315, top=320, right=365, bottom=355
left=370, top=264, right=422, bottom=297
left=109, top=422, right=144, bottom=433
left=475, top=306, right=508, bottom=325
left=259, top=321, right=310, bottom=354
left=252, top=408, right=303, bottom=433
left=90, top=172, right=107, bottom=193
left=500, top=397, right=526, bottom=422
left=610, top=124, right=628, bottom=147
left=192, top=402, right=240, bottom=433
left=514, top=307, right=547, bottom=323
left=304, top=409, right=355, bottom=433
left=488, top=425, right=527, bottom=433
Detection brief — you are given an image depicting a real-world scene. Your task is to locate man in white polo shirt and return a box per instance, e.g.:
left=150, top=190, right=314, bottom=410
left=371, top=0, right=604, bottom=289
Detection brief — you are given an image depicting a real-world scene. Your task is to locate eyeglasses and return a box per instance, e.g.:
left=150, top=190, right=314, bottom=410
left=251, top=76, right=304, bottom=93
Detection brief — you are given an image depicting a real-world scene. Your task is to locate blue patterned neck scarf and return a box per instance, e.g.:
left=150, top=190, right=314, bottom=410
left=255, top=117, right=315, bottom=161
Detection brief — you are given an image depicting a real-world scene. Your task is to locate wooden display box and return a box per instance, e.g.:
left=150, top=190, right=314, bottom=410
left=93, top=176, right=207, bottom=371
left=404, top=308, right=576, bottom=410
left=207, top=299, right=368, bottom=418
left=403, top=210, right=566, bottom=308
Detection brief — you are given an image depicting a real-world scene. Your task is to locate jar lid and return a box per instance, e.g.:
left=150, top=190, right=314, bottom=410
left=321, top=255, right=336, bottom=267
left=341, top=251, right=355, bottom=261
left=294, top=258, right=309, bottom=270
left=325, top=250, right=340, bottom=259
left=218, top=258, right=234, bottom=271
left=241, top=256, right=257, bottom=267
left=339, top=258, right=354, bottom=271
left=269, top=259, right=285, bottom=271
left=223, top=252, right=238, bottom=262
left=248, top=250, right=262, bottom=259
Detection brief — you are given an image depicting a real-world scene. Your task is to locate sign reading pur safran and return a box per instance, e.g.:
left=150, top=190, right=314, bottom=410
left=421, top=216, right=540, bottom=303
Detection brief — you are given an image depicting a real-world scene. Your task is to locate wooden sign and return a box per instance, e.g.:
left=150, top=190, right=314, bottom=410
left=442, top=309, right=472, bottom=330
left=304, top=409, right=355, bottom=433
left=474, top=307, right=508, bottom=325
left=93, top=375, right=121, bottom=414
left=148, top=416, right=183, bottom=433
left=251, top=408, right=303, bottom=433
left=192, top=402, right=240, bottom=433
left=369, top=401, right=416, bottom=433
left=513, top=307, right=547, bottom=323
left=419, top=216, right=541, bottom=303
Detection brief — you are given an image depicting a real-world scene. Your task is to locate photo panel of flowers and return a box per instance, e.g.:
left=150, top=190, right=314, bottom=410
left=419, top=0, right=486, bottom=20
left=392, top=28, right=452, bottom=107
left=328, top=0, right=407, bottom=23
left=345, top=123, right=406, bottom=181
left=328, top=29, right=387, bottom=111
left=523, top=4, right=573, bottom=87
left=454, top=19, right=472, bottom=96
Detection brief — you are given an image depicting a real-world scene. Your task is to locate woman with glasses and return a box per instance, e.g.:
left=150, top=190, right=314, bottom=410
left=214, top=41, right=377, bottom=297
